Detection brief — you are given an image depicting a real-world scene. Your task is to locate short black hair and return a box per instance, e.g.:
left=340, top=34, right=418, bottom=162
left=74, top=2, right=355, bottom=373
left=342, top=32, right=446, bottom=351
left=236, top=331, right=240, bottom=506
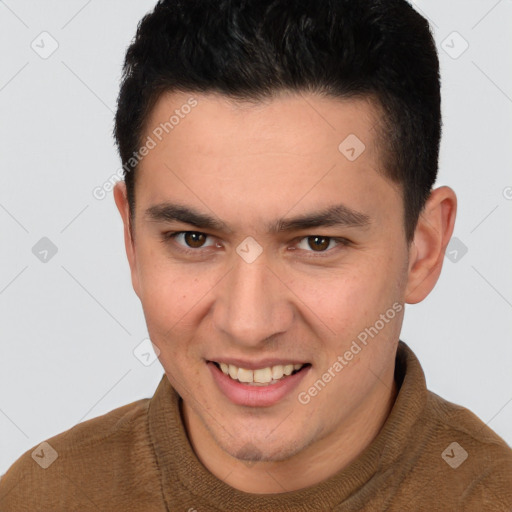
left=114, top=0, right=441, bottom=243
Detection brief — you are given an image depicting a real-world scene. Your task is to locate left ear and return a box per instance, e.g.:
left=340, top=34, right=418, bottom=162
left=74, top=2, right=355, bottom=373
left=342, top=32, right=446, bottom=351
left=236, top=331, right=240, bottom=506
left=405, top=186, right=457, bottom=304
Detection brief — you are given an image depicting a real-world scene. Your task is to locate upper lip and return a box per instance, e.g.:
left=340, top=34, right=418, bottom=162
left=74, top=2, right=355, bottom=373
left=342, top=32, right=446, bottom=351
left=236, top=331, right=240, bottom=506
left=207, top=358, right=310, bottom=370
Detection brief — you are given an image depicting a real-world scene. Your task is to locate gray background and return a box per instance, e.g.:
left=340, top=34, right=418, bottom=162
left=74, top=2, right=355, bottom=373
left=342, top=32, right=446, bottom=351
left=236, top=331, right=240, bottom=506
left=1, top=0, right=511, bottom=475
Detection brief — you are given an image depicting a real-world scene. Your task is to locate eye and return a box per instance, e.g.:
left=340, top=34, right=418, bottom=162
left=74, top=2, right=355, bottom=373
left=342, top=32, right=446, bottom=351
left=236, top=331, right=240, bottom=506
left=165, top=231, right=217, bottom=251
left=298, top=236, right=333, bottom=252
left=294, top=236, right=350, bottom=255
left=298, top=235, right=333, bottom=252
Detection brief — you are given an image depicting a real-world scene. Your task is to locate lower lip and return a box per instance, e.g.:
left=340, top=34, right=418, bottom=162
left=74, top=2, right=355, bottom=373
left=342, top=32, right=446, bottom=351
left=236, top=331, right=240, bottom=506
left=207, top=361, right=310, bottom=407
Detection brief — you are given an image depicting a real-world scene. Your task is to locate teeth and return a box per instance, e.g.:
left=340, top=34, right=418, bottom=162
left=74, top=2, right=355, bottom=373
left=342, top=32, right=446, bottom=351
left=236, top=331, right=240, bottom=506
left=271, top=365, right=284, bottom=380
left=217, top=362, right=306, bottom=385
left=283, top=364, right=294, bottom=376
left=228, top=364, right=238, bottom=380
left=254, top=367, right=272, bottom=383
left=237, top=368, right=253, bottom=383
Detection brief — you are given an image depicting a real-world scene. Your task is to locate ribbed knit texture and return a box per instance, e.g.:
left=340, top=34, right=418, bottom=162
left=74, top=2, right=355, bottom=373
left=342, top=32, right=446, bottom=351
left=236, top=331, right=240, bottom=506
left=1, top=340, right=511, bottom=511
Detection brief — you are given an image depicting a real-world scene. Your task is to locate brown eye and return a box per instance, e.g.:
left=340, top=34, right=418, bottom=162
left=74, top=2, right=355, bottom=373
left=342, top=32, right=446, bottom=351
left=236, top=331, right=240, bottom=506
left=307, top=236, right=331, bottom=251
left=184, top=232, right=207, bottom=248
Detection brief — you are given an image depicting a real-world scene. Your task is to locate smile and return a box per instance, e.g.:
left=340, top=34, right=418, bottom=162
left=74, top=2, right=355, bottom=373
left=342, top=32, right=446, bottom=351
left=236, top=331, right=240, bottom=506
left=207, top=360, right=311, bottom=407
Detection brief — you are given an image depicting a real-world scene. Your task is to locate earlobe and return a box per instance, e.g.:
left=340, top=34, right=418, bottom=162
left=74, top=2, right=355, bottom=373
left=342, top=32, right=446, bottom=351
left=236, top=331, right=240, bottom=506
left=404, top=186, right=457, bottom=304
left=113, top=181, right=141, bottom=299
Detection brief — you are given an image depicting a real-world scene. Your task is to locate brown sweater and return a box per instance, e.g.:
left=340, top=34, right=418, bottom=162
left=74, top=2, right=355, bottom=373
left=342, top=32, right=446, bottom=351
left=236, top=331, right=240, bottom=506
left=1, top=340, right=511, bottom=511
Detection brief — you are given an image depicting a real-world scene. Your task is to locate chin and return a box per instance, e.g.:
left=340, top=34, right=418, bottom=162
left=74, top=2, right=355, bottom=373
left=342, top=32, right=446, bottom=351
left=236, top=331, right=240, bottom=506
left=213, top=427, right=314, bottom=464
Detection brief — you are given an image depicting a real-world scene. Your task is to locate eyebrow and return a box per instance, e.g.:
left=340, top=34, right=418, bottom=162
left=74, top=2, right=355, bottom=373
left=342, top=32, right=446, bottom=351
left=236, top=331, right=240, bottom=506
left=145, top=202, right=371, bottom=233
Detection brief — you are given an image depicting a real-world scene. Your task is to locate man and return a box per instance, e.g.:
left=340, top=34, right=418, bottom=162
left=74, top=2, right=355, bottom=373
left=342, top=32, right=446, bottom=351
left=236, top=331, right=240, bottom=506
left=1, top=0, right=511, bottom=510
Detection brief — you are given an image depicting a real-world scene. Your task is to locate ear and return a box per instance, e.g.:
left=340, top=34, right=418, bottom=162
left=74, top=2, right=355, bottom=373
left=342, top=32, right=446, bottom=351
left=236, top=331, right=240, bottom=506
left=405, top=186, right=457, bottom=304
left=113, top=181, right=141, bottom=299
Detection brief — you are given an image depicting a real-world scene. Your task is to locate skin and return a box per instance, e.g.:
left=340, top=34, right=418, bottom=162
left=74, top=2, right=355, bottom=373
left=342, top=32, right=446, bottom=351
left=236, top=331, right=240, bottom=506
left=114, top=90, right=456, bottom=493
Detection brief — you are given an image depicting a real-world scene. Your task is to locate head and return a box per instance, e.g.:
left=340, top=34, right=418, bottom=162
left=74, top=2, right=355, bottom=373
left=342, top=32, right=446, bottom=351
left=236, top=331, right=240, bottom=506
left=113, top=0, right=456, bottom=465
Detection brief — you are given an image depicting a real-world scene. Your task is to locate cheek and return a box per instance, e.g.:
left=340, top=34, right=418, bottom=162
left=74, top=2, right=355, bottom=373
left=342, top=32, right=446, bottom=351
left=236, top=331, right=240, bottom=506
left=134, top=244, right=223, bottom=353
left=135, top=245, right=198, bottom=331
left=338, top=253, right=406, bottom=355
left=136, top=264, right=205, bottom=376
left=292, top=253, right=402, bottom=342
left=140, top=271, right=200, bottom=333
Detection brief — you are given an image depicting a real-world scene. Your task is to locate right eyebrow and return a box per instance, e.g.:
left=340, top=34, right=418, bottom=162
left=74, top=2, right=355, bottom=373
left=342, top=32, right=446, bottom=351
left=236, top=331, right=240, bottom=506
left=145, top=203, right=231, bottom=233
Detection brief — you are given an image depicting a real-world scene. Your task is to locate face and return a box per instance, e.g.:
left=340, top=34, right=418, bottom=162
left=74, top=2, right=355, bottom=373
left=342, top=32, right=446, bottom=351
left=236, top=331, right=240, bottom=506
left=116, top=90, right=413, bottom=463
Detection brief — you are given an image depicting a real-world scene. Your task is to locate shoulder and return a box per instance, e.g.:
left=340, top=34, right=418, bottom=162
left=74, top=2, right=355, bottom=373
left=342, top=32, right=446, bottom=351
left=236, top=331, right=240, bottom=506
left=0, top=397, right=163, bottom=511
left=427, top=390, right=512, bottom=458
left=412, top=390, right=512, bottom=510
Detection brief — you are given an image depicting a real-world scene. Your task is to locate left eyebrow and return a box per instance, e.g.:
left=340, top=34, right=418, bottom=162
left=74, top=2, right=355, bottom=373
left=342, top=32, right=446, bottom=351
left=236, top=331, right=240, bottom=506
left=267, top=203, right=372, bottom=233
left=144, top=202, right=372, bottom=234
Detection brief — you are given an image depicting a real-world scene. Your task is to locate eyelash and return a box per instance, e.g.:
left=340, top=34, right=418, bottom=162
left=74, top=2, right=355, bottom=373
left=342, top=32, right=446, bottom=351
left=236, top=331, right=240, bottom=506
left=161, top=231, right=351, bottom=259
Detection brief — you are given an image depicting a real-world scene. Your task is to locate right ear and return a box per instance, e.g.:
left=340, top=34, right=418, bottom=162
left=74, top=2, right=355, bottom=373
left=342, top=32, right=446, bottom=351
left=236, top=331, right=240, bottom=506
left=113, top=181, right=141, bottom=299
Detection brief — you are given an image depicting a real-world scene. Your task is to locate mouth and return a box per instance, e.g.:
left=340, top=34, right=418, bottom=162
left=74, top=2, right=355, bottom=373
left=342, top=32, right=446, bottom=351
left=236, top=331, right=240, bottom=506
left=207, top=360, right=312, bottom=407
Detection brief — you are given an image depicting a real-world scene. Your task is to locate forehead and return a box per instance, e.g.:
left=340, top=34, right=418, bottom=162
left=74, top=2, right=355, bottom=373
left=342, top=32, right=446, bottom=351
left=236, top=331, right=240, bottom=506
left=135, top=90, right=401, bottom=234
left=143, top=90, right=382, bottom=156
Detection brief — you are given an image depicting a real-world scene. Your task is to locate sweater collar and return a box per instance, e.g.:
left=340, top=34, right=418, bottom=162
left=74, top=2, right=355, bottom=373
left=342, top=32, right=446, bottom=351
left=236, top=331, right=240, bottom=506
left=148, top=340, right=428, bottom=511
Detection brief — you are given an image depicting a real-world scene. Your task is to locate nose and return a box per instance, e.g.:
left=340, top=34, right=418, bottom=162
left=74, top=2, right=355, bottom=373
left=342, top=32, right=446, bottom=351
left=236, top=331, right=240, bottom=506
left=212, top=252, right=294, bottom=349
